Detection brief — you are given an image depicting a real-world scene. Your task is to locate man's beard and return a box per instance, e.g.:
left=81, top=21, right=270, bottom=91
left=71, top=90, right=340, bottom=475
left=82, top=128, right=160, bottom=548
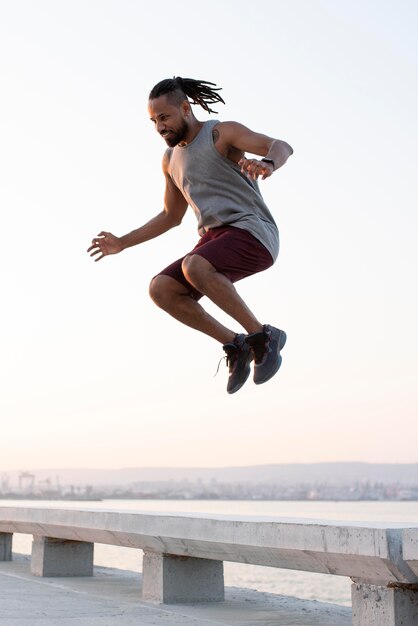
left=162, top=119, right=189, bottom=147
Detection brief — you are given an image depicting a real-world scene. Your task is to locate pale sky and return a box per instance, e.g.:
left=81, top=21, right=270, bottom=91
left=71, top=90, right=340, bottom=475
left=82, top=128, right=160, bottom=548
left=1, top=0, right=417, bottom=470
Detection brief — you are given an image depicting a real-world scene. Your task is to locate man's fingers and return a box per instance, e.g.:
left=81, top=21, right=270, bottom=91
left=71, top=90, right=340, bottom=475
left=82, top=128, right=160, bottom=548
left=243, top=160, right=259, bottom=179
left=87, top=232, right=111, bottom=261
left=89, top=248, right=104, bottom=258
left=241, top=159, right=259, bottom=176
left=240, top=158, right=272, bottom=180
left=88, top=244, right=100, bottom=254
left=240, top=159, right=254, bottom=176
left=88, top=232, right=109, bottom=252
left=91, top=234, right=105, bottom=245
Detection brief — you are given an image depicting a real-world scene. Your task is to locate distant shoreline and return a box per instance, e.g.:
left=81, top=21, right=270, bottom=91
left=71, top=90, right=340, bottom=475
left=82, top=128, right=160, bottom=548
left=2, top=496, right=418, bottom=503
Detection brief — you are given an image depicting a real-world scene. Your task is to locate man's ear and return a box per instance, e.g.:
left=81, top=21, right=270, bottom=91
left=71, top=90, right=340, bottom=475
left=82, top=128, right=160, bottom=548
left=181, top=100, right=192, bottom=116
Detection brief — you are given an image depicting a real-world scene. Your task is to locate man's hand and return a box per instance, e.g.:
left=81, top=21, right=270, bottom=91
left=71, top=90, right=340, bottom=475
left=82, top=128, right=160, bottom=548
left=87, top=231, right=124, bottom=262
left=239, top=157, right=274, bottom=181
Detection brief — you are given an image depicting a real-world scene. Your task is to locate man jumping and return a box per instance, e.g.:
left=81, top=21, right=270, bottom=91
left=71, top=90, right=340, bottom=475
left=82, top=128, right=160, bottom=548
left=87, top=77, right=293, bottom=394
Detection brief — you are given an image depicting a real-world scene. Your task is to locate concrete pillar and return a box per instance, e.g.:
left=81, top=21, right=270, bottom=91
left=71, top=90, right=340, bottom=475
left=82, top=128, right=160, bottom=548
left=142, top=551, right=224, bottom=604
left=352, top=583, right=418, bottom=626
left=0, top=533, right=12, bottom=561
left=31, top=536, right=94, bottom=577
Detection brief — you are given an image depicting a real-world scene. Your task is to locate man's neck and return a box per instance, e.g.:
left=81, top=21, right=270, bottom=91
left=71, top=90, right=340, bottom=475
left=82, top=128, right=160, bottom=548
left=179, top=119, right=204, bottom=146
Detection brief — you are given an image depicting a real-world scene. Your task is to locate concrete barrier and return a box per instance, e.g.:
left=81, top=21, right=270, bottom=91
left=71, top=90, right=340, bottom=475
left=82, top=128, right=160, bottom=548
left=1, top=506, right=418, bottom=625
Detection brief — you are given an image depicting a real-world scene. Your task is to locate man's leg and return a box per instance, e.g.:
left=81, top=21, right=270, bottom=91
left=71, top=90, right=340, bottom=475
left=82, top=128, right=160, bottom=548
left=149, top=274, right=253, bottom=394
left=150, top=231, right=285, bottom=390
left=149, top=274, right=236, bottom=344
left=181, top=254, right=286, bottom=386
left=181, top=254, right=263, bottom=334
left=150, top=257, right=264, bottom=339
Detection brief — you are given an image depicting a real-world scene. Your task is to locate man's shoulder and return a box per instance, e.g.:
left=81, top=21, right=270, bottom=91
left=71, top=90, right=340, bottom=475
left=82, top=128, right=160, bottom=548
left=212, top=120, right=246, bottom=138
left=211, top=121, right=247, bottom=150
left=213, top=120, right=241, bottom=129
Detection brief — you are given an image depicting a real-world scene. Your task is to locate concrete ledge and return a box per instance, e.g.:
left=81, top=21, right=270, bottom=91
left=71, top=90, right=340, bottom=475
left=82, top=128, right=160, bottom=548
left=1, top=507, right=418, bottom=585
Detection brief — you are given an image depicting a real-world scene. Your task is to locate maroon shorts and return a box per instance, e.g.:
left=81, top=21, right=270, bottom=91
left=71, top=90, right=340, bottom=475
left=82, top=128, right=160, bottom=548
left=156, top=226, right=274, bottom=300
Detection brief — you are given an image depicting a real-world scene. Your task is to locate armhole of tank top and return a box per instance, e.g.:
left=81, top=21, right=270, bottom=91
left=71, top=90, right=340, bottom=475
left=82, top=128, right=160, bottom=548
left=208, top=124, right=243, bottom=172
left=207, top=119, right=220, bottom=149
left=163, top=148, right=173, bottom=173
left=165, top=150, right=179, bottom=187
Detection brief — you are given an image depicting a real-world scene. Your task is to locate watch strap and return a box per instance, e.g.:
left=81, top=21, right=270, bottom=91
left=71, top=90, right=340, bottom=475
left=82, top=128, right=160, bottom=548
left=261, top=157, right=275, bottom=169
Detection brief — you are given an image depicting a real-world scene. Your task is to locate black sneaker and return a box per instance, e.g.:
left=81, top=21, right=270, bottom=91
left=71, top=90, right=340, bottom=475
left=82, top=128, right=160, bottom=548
left=222, top=334, right=253, bottom=394
left=246, top=325, right=287, bottom=385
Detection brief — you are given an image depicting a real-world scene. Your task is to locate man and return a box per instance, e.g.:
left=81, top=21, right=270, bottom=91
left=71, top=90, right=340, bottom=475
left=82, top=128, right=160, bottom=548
left=88, top=77, right=293, bottom=394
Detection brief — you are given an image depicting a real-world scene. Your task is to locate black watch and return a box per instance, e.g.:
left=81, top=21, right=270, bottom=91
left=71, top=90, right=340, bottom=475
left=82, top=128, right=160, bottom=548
left=261, top=158, right=275, bottom=169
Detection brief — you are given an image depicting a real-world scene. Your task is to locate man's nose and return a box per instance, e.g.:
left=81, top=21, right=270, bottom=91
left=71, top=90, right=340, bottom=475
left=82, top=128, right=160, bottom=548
left=156, top=121, right=166, bottom=134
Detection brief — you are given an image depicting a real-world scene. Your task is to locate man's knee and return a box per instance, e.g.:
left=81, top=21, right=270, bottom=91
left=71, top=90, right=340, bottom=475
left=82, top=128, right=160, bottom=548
left=182, top=254, right=214, bottom=288
left=149, top=274, right=187, bottom=309
left=149, top=275, right=170, bottom=308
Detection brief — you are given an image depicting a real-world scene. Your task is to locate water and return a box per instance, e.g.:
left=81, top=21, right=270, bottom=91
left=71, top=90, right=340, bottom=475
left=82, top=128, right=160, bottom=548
left=5, top=499, right=418, bottom=607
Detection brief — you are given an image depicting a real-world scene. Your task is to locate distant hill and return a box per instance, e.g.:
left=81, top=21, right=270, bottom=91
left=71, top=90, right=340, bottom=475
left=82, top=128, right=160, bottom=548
left=3, top=463, right=418, bottom=487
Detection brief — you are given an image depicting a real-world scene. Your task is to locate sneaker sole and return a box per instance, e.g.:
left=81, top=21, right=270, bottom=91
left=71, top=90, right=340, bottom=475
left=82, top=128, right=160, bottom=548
left=254, top=330, right=287, bottom=385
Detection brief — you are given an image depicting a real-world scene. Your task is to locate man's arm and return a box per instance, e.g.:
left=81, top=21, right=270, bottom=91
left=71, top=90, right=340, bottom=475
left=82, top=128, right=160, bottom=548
left=216, top=121, right=293, bottom=180
left=87, top=151, right=188, bottom=262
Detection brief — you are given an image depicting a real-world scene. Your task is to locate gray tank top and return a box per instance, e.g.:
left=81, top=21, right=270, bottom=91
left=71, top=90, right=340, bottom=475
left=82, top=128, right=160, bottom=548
left=167, top=119, right=279, bottom=261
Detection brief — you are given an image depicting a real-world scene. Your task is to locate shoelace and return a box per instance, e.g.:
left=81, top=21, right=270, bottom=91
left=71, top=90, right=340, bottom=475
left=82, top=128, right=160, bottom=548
left=214, top=355, right=226, bottom=377
left=214, top=347, right=237, bottom=377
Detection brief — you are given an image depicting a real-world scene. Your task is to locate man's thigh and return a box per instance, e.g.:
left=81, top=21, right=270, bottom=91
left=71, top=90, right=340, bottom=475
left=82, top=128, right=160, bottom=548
left=154, top=226, right=273, bottom=301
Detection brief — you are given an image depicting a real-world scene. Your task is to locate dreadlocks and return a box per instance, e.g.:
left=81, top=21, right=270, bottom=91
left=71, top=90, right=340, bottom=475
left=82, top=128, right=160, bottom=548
left=149, top=77, right=225, bottom=114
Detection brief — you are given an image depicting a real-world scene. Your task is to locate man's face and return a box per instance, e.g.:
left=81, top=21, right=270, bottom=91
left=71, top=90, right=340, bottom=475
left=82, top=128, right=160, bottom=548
left=148, top=95, right=189, bottom=147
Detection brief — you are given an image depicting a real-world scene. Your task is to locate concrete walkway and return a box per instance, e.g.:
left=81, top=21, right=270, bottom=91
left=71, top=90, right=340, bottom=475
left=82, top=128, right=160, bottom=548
left=0, top=555, right=351, bottom=626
